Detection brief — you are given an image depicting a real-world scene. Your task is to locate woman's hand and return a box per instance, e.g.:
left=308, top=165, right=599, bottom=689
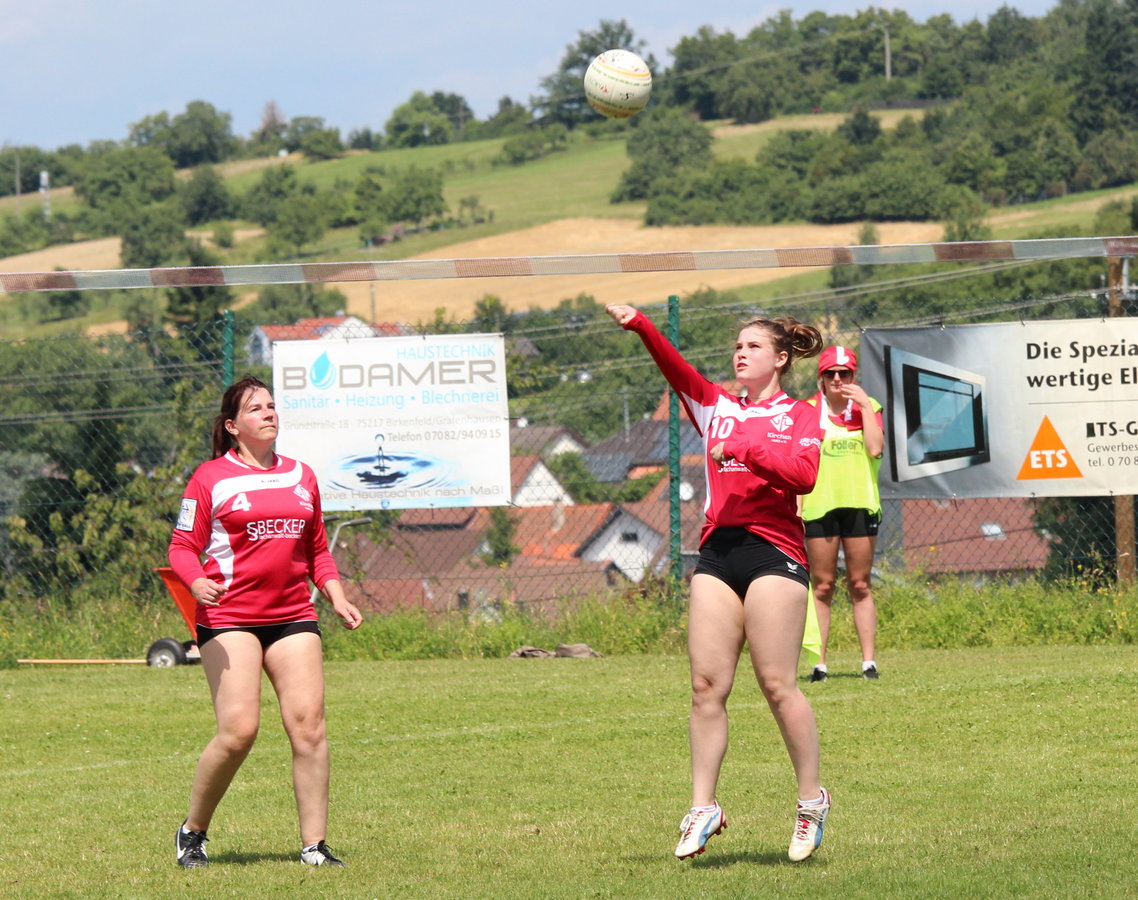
left=190, top=577, right=226, bottom=608
left=840, top=382, right=871, bottom=408
left=321, top=579, right=363, bottom=630
left=606, top=304, right=637, bottom=327
left=842, top=381, right=885, bottom=458
left=710, top=441, right=731, bottom=465
left=333, top=598, right=364, bottom=630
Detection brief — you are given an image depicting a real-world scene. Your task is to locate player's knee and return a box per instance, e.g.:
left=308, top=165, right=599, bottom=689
left=285, top=713, right=327, bottom=754
left=218, top=721, right=259, bottom=755
left=690, top=673, right=729, bottom=709
left=756, top=670, right=796, bottom=706
left=812, top=578, right=836, bottom=601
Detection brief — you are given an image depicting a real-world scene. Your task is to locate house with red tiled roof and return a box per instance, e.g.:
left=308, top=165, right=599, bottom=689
left=509, top=420, right=588, bottom=459
left=575, top=505, right=665, bottom=582
left=336, top=451, right=712, bottom=614
left=890, top=497, right=1049, bottom=578
left=244, top=316, right=414, bottom=365
left=511, top=454, right=575, bottom=507
left=340, top=502, right=622, bottom=615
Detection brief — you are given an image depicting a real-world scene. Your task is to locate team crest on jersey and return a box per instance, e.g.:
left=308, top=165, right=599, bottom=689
left=175, top=498, right=197, bottom=532
left=294, top=483, right=314, bottom=510
left=770, top=412, right=794, bottom=432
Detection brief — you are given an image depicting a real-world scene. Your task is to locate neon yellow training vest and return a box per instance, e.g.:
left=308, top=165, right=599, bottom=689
left=801, top=394, right=883, bottom=520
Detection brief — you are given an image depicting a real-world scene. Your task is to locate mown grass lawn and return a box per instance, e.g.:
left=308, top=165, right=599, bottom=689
left=2, top=645, right=1135, bottom=899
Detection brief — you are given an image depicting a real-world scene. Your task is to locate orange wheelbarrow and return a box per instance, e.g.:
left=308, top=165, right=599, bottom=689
left=148, top=567, right=202, bottom=667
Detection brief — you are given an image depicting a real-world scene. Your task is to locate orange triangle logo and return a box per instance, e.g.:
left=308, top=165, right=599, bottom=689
left=1016, top=417, right=1082, bottom=480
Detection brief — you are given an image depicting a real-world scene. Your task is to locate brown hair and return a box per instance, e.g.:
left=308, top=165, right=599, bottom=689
left=211, top=375, right=272, bottom=459
left=740, top=315, right=823, bottom=375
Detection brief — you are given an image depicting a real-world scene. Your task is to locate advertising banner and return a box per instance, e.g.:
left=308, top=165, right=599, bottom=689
left=272, top=334, right=511, bottom=511
left=860, top=319, right=1138, bottom=498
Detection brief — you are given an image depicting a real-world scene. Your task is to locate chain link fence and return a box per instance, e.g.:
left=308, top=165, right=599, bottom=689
left=0, top=264, right=1129, bottom=622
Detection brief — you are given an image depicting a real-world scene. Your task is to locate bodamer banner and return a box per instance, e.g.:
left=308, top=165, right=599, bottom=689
left=272, top=334, right=511, bottom=511
left=860, top=319, right=1138, bottom=498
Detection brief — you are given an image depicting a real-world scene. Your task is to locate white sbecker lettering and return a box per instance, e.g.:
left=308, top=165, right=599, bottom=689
left=246, top=518, right=307, bottom=541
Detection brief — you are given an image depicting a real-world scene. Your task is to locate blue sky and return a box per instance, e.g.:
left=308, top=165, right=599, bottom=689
left=1, top=0, right=1062, bottom=150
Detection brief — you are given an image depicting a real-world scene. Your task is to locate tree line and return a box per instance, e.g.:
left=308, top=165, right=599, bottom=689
left=4, top=3, right=1137, bottom=204
left=1, top=2, right=1136, bottom=284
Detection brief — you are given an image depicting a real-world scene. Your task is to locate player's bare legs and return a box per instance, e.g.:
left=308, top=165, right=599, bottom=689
left=842, top=535, right=878, bottom=666
left=744, top=575, right=820, bottom=800
left=673, top=574, right=743, bottom=857
left=805, top=534, right=840, bottom=668
left=186, top=632, right=265, bottom=832
left=264, top=631, right=330, bottom=848
left=686, top=573, right=746, bottom=807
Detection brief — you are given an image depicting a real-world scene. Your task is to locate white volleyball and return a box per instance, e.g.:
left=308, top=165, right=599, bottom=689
left=583, top=49, right=652, bottom=119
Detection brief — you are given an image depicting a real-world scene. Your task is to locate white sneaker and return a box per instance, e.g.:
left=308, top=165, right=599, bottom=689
left=300, top=840, right=345, bottom=867
left=674, top=803, right=726, bottom=859
left=788, top=788, right=830, bottom=861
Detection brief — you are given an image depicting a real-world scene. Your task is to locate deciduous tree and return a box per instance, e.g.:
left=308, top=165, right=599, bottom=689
left=536, top=20, right=657, bottom=128
left=384, top=166, right=446, bottom=229
left=385, top=93, right=455, bottom=147
left=180, top=164, right=232, bottom=225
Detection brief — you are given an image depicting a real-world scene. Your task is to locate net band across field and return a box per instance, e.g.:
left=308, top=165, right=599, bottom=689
left=2, top=235, right=1135, bottom=293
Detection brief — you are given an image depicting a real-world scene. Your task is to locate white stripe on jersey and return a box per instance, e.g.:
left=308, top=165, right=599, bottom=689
left=210, top=518, right=236, bottom=586
left=209, top=459, right=303, bottom=516
left=206, top=458, right=303, bottom=586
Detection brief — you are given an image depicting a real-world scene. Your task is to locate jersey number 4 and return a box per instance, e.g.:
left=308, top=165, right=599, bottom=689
left=231, top=492, right=252, bottom=512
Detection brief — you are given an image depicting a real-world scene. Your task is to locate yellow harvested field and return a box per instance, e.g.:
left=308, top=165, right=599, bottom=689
left=0, top=236, right=122, bottom=275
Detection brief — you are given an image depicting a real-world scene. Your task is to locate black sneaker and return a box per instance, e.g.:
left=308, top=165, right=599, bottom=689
left=810, top=667, right=828, bottom=683
left=175, top=822, right=209, bottom=868
left=300, top=840, right=345, bottom=867
left=862, top=664, right=880, bottom=679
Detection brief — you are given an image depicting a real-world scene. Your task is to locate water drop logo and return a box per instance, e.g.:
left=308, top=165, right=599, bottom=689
left=310, top=352, right=336, bottom=390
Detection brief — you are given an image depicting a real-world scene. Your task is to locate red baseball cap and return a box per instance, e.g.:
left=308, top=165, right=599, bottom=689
left=818, top=346, right=857, bottom=375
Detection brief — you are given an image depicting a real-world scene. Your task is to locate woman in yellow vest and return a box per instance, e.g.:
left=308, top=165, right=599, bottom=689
left=802, top=346, right=884, bottom=681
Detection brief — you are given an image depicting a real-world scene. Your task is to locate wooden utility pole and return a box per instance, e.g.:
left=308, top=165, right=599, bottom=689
left=1107, top=256, right=1136, bottom=585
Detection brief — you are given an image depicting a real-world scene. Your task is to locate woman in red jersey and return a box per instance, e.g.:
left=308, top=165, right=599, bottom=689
left=169, top=375, right=362, bottom=870
left=606, top=304, right=831, bottom=863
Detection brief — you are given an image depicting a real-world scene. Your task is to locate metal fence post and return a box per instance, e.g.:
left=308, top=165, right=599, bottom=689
left=222, top=309, right=235, bottom=387
left=667, top=295, right=682, bottom=585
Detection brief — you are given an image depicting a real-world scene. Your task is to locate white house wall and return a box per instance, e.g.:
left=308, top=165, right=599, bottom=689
left=514, top=462, right=575, bottom=507
left=581, top=511, right=663, bottom=582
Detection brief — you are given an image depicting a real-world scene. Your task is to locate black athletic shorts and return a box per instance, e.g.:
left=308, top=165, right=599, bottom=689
left=693, top=526, right=810, bottom=595
left=196, top=619, right=322, bottom=649
left=804, top=507, right=881, bottom=539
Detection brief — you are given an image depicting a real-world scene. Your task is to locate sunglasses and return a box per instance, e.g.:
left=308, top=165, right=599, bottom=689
left=823, top=369, right=854, bottom=380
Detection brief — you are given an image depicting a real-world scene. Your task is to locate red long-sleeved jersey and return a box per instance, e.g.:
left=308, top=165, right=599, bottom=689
left=168, top=450, right=340, bottom=628
left=625, top=311, right=823, bottom=566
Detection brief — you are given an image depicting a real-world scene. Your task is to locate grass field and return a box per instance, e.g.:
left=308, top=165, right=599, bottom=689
left=3, top=645, right=1135, bottom=898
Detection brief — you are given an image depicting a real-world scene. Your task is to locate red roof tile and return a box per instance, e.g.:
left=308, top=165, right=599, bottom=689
left=899, top=498, right=1049, bottom=574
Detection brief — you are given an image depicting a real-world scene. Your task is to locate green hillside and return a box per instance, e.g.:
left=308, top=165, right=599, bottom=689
left=2, top=107, right=1136, bottom=343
